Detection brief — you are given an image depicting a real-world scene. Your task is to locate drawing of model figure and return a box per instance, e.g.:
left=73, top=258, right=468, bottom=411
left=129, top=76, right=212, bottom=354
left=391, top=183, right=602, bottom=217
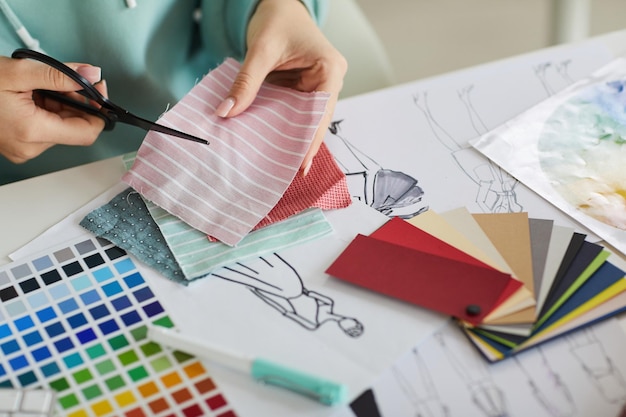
left=393, top=347, right=450, bottom=417
left=534, top=60, right=574, bottom=97
left=413, top=89, right=522, bottom=213
left=327, top=120, right=428, bottom=218
left=567, top=328, right=626, bottom=404
left=514, top=348, right=576, bottom=416
left=435, top=332, right=509, bottom=417
left=210, top=253, right=364, bottom=337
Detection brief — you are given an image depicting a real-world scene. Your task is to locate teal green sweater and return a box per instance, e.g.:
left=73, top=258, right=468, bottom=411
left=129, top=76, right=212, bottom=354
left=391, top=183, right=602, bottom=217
left=0, top=0, right=327, bottom=184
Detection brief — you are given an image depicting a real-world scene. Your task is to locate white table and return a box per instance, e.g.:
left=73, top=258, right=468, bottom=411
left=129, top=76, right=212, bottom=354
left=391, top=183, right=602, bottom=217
left=0, top=156, right=126, bottom=264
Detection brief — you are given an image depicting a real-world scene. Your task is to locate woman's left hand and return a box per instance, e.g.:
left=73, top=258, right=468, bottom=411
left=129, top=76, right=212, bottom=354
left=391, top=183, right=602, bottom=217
left=216, top=0, right=347, bottom=176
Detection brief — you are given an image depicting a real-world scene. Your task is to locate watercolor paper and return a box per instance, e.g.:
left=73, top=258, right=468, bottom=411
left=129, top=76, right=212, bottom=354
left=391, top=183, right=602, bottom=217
left=472, top=58, right=626, bottom=256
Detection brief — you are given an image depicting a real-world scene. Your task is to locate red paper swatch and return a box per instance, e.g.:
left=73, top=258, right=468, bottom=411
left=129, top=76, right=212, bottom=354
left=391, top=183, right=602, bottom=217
left=370, top=218, right=524, bottom=314
left=326, top=232, right=522, bottom=325
left=370, top=217, right=493, bottom=268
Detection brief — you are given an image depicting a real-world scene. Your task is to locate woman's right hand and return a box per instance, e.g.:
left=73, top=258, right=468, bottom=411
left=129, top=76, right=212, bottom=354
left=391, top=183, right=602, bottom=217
left=0, top=56, right=106, bottom=163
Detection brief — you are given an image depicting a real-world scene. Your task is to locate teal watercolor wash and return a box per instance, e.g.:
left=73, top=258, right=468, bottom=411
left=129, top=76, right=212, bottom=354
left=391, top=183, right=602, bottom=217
left=538, top=79, right=626, bottom=230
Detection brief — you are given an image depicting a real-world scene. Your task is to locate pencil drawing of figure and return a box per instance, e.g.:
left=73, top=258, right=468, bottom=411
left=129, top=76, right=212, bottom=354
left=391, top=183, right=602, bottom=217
left=535, top=62, right=558, bottom=96
left=458, top=85, right=488, bottom=138
left=556, top=60, right=574, bottom=84
left=327, top=120, right=428, bottom=218
left=514, top=348, right=576, bottom=417
left=534, top=60, right=574, bottom=97
left=435, top=332, right=509, bottom=417
left=413, top=90, right=522, bottom=214
left=210, top=253, right=364, bottom=337
left=392, top=347, right=450, bottom=417
left=567, top=328, right=626, bottom=404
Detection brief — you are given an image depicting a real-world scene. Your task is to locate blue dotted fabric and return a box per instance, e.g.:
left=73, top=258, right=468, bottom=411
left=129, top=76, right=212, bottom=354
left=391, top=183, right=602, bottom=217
left=79, top=188, right=194, bottom=285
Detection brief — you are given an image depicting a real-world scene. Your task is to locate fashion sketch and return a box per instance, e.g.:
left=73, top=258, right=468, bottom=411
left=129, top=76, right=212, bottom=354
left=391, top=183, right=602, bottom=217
left=392, top=347, right=451, bottom=417
left=327, top=120, right=428, bottom=218
left=567, top=328, right=626, bottom=404
left=210, top=253, right=364, bottom=337
left=411, top=58, right=576, bottom=214
left=413, top=89, right=522, bottom=213
left=534, top=60, right=574, bottom=97
left=435, top=332, right=509, bottom=417
left=514, top=348, right=576, bottom=417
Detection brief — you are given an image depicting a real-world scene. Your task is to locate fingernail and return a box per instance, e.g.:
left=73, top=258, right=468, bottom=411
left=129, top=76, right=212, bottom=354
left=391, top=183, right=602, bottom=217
left=215, top=97, right=235, bottom=118
left=76, top=65, right=101, bottom=84
left=301, top=158, right=313, bottom=177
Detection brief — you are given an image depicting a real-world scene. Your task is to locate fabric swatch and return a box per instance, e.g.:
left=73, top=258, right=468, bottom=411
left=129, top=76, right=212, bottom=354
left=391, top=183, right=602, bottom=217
left=122, top=58, right=330, bottom=246
left=145, top=201, right=333, bottom=279
left=80, top=186, right=334, bottom=282
left=252, top=142, right=352, bottom=230
left=124, top=142, right=351, bottom=243
left=78, top=188, right=190, bottom=285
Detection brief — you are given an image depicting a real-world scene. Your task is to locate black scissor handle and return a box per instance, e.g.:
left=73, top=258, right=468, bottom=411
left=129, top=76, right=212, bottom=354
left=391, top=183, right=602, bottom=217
left=12, top=48, right=209, bottom=145
left=34, top=89, right=115, bottom=130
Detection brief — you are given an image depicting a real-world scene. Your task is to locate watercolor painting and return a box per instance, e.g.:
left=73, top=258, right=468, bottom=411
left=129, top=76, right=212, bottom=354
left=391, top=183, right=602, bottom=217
left=537, top=79, right=626, bottom=230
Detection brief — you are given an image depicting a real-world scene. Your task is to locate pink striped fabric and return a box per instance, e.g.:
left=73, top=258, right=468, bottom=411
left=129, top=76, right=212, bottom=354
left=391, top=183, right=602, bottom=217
left=122, top=58, right=330, bottom=246
left=206, top=141, right=352, bottom=241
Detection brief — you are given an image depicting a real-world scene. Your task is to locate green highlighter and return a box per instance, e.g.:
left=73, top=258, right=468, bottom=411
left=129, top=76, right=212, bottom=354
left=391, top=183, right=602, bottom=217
left=147, top=325, right=349, bottom=406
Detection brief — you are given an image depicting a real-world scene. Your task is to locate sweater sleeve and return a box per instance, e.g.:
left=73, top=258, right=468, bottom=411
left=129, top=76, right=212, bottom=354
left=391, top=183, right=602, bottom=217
left=200, top=0, right=329, bottom=62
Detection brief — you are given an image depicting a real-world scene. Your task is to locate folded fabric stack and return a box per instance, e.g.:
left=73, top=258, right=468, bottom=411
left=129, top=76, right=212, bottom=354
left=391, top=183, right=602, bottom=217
left=326, top=208, right=626, bottom=362
left=80, top=59, right=352, bottom=285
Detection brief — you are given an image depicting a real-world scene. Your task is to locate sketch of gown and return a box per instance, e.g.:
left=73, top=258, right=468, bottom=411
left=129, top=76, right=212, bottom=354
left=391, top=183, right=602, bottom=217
left=327, top=120, right=428, bottom=219
left=210, top=253, right=364, bottom=337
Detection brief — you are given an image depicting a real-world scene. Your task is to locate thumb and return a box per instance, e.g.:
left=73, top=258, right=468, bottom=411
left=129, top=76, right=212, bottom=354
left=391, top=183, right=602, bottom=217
left=7, top=58, right=101, bottom=92
left=215, top=53, right=274, bottom=118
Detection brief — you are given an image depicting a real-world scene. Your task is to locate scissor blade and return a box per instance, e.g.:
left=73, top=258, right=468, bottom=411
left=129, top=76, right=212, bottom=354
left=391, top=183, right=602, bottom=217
left=118, top=112, right=209, bottom=145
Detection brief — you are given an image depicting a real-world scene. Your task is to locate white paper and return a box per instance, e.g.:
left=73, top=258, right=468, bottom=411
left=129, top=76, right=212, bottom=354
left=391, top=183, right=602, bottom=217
left=325, top=39, right=613, bottom=237
left=363, top=318, right=626, bottom=417
left=13, top=185, right=448, bottom=417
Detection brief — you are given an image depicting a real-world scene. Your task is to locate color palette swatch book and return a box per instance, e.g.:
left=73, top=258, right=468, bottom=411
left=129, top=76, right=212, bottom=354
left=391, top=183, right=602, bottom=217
left=325, top=208, right=626, bottom=362
left=0, top=235, right=237, bottom=417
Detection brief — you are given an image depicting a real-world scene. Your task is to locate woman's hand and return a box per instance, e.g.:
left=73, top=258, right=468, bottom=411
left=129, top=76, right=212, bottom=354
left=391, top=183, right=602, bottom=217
left=216, top=0, right=347, bottom=176
left=0, top=56, right=106, bottom=163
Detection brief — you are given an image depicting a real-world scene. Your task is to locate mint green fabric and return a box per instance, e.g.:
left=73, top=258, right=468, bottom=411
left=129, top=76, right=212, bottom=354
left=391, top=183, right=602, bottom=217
left=146, top=202, right=333, bottom=279
left=0, top=0, right=328, bottom=184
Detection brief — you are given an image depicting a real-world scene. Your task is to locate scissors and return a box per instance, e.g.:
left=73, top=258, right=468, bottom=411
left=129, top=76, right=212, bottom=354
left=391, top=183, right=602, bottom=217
left=11, top=48, right=209, bottom=145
